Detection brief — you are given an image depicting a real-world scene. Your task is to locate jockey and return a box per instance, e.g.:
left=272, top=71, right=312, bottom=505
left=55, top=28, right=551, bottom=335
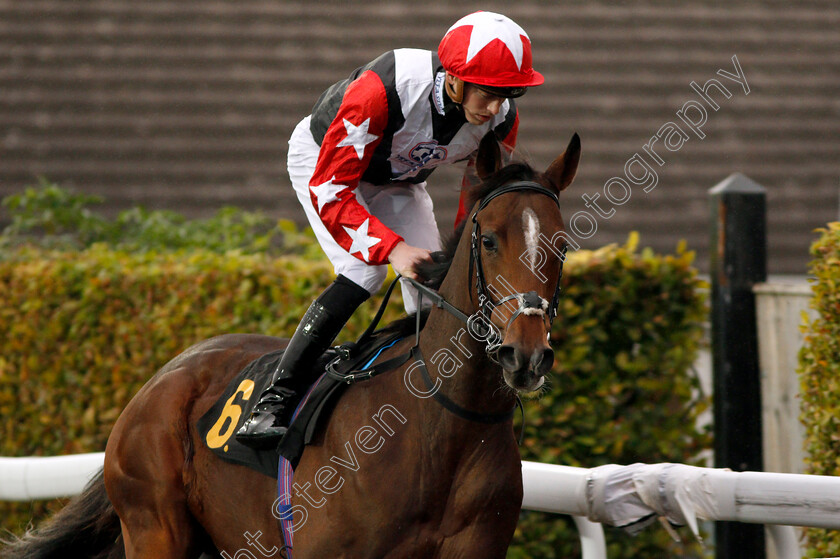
left=237, top=11, right=544, bottom=447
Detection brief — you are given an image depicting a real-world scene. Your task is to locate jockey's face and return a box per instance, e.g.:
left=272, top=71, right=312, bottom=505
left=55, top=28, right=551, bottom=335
left=460, top=84, right=505, bottom=125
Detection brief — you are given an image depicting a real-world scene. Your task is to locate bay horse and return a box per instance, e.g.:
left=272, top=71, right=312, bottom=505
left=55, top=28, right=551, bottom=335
left=2, top=132, right=579, bottom=559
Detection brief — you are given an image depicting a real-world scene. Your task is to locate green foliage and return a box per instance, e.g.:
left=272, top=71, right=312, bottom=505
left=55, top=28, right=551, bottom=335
left=511, top=233, right=709, bottom=559
left=0, top=245, right=404, bottom=533
left=799, top=222, right=840, bottom=557
left=1, top=178, right=109, bottom=246
left=0, top=185, right=709, bottom=556
left=0, top=181, right=318, bottom=257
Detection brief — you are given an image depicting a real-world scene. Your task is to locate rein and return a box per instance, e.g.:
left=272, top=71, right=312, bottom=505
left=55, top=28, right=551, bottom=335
left=327, top=180, right=564, bottom=432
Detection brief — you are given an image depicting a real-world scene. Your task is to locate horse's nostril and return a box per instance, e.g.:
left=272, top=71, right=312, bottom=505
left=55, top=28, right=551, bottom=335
left=530, top=348, right=555, bottom=376
left=498, top=345, right=523, bottom=372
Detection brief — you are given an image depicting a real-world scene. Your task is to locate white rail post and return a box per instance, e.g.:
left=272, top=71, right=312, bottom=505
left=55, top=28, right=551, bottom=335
left=572, top=516, right=608, bottom=559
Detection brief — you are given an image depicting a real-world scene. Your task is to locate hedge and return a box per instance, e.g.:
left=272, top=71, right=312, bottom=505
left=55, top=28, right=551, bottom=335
left=0, top=231, right=708, bottom=556
left=0, top=235, right=708, bottom=557
left=799, top=222, right=840, bottom=557
left=0, top=245, right=404, bottom=535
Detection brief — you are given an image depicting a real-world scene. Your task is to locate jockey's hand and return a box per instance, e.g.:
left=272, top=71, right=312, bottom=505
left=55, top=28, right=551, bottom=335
left=388, top=241, right=433, bottom=281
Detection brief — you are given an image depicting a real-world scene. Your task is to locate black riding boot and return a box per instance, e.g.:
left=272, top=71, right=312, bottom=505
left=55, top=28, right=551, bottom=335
left=236, top=275, right=370, bottom=448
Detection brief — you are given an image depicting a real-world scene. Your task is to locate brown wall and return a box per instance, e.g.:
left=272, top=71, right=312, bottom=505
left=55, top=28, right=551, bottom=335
left=2, top=1, right=838, bottom=273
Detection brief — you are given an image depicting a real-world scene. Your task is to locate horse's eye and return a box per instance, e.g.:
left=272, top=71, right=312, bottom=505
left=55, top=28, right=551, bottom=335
left=481, top=235, right=497, bottom=252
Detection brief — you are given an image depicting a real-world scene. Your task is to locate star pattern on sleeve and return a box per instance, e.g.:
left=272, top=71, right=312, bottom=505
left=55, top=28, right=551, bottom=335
left=342, top=218, right=381, bottom=262
left=309, top=176, right=350, bottom=212
left=306, top=69, right=401, bottom=264
left=336, top=117, right=379, bottom=160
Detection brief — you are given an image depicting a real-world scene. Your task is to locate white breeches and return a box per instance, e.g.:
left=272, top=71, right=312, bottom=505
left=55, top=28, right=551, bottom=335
left=287, top=116, right=442, bottom=313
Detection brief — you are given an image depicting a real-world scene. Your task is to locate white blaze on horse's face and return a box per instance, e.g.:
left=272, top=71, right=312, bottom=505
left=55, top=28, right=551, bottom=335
left=522, top=207, right=540, bottom=270
left=491, top=204, right=555, bottom=392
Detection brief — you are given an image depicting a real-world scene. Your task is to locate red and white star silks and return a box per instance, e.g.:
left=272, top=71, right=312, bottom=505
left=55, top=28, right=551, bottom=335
left=438, top=11, right=543, bottom=89
left=307, top=70, right=398, bottom=265
left=451, top=11, right=527, bottom=71
left=305, top=47, right=522, bottom=265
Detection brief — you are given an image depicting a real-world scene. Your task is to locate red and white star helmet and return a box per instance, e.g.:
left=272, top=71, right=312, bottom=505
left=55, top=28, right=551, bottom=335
left=438, top=11, right=544, bottom=97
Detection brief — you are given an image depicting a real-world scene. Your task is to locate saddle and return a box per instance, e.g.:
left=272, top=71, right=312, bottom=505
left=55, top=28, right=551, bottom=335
left=196, top=327, right=408, bottom=477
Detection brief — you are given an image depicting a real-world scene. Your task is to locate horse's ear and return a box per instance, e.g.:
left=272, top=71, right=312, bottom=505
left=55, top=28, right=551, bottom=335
left=545, top=133, right=581, bottom=192
left=475, top=132, right=502, bottom=180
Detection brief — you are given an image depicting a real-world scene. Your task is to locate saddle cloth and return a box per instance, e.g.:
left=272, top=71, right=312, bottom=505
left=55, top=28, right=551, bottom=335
left=196, top=332, right=404, bottom=477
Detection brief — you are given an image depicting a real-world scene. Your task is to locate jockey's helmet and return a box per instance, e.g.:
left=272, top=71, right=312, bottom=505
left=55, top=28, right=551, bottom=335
left=438, top=11, right=544, bottom=99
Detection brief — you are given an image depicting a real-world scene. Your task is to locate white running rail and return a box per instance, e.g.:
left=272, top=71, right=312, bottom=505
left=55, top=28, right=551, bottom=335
left=0, top=452, right=105, bottom=500
left=4, top=455, right=840, bottom=559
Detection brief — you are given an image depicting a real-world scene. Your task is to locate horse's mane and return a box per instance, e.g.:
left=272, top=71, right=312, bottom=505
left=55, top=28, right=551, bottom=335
left=373, top=162, right=539, bottom=340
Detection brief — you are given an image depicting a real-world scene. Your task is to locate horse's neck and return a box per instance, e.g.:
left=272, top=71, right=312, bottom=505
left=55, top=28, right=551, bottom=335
left=416, top=265, right=516, bottom=420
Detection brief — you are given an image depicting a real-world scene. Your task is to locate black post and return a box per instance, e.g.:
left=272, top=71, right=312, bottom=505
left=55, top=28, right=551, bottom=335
left=709, top=173, right=767, bottom=558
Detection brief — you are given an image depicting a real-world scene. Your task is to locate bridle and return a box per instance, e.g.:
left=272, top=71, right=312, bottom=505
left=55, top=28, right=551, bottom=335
left=404, top=180, right=565, bottom=354
left=329, top=180, right=567, bottom=428
left=466, top=180, right=566, bottom=358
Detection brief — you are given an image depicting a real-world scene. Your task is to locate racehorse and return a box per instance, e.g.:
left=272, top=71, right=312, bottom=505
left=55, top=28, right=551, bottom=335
left=2, top=132, right=579, bottom=559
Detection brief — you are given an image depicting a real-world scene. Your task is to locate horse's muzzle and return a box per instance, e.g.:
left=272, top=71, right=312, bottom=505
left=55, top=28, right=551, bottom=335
left=498, top=345, right=554, bottom=391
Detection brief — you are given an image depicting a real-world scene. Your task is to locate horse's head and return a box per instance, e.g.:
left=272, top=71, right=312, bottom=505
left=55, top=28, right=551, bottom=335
left=464, top=132, right=580, bottom=393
